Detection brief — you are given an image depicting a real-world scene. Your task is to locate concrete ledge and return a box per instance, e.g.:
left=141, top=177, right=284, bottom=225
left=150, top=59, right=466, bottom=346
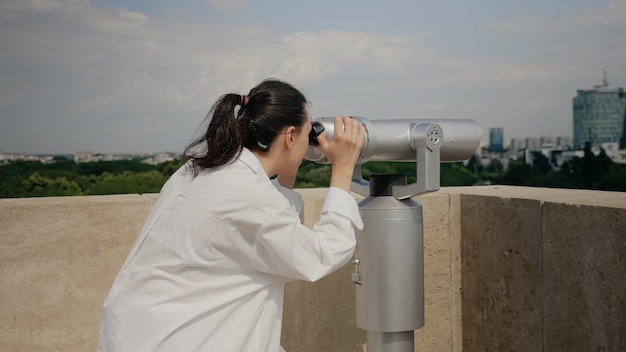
left=446, top=186, right=626, bottom=351
left=1, top=186, right=624, bottom=351
left=0, top=194, right=155, bottom=351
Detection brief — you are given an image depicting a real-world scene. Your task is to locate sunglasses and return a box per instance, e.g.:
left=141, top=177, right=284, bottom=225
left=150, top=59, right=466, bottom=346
left=308, top=121, right=325, bottom=146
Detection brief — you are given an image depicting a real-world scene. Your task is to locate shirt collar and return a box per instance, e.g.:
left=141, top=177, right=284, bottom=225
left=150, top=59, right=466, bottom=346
left=238, top=147, right=268, bottom=179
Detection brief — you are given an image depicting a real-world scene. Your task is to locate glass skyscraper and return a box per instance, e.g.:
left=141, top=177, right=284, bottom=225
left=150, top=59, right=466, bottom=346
left=489, top=127, right=504, bottom=152
left=573, top=87, right=626, bottom=149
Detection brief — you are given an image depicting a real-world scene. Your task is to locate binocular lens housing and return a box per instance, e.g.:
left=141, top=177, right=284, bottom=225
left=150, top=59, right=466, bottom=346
left=309, top=121, right=325, bottom=146
left=306, top=116, right=483, bottom=164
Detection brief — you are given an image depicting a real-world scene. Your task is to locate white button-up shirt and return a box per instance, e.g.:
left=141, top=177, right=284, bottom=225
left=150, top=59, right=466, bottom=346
left=97, top=148, right=362, bottom=351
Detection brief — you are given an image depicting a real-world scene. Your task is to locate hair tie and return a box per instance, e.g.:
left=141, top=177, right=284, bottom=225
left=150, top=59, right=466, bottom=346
left=248, top=122, right=268, bottom=150
left=241, top=94, right=249, bottom=107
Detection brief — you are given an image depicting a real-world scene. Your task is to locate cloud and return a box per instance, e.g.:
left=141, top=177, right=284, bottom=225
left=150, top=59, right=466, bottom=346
left=486, top=0, right=626, bottom=35
left=205, top=0, right=249, bottom=11
left=118, top=9, right=150, bottom=24
left=282, top=31, right=427, bottom=70
left=0, top=93, right=20, bottom=108
left=0, top=0, right=90, bottom=14
left=1, top=0, right=625, bottom=153
left=482, top=1, right=626, bottom=83
left=573, top=0, right=626, bottom=26
left=2, top=0, right=586, bottom=108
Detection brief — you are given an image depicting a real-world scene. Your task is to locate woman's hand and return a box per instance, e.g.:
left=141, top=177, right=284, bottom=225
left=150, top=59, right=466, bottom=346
left=317, top=117, right=366, bottom=192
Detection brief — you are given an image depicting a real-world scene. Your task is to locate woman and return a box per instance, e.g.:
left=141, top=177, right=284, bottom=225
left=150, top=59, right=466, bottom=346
left=97, top=79, right=365, bottom=351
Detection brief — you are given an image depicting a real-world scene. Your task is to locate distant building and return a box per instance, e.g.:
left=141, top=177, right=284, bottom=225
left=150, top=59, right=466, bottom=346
left=509, top=138, right=525, bottom=152
left=525, top=148, right=562, bottom=169
left=74, top=151, right=94, bottom=163
left=555, top=136, right=572, bottom=149
left=489, top=127, right=504, bottom=152
left=572, top=74, right=626, bottom=149
left=540, top=135, right=554, bottom=148
left=561, top=142, right=626, bottom=165
left=0, top=152, right=26, bottom=164
left=142, top=152, right=178, bottom=165
left=525, top=137, right=540, bottom=150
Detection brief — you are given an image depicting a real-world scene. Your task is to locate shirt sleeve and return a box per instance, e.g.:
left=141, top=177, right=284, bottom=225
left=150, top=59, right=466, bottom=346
left=322, top=187, right=363, bottom=230
left=251, top=188, right=361, bottom=282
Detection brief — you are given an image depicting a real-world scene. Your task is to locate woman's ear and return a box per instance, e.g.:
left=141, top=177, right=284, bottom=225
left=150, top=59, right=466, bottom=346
left=284, top=126, right=297, bottom=148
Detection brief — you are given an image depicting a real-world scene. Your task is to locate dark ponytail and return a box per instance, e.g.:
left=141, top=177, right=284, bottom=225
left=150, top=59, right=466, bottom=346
left=184, top=79, right=308, bottom=175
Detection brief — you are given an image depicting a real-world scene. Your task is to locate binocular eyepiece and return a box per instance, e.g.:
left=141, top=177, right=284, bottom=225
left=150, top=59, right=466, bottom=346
left=308, top=121, right=325, bottom=146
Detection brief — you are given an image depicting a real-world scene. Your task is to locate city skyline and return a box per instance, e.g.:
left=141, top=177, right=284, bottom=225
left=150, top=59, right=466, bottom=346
left=1, top=0, right=625, bottom=154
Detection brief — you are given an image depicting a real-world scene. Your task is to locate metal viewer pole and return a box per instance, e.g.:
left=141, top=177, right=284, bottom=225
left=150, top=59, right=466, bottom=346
left=352, top=174, right=424, bottom=352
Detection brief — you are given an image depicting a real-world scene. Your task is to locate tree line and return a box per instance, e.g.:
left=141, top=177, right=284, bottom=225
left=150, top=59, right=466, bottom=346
left=0, top=157, right=180, bottom=198
left=1, top=143, right=625, bottom=198
left=473, top=143, right=626, bottom=192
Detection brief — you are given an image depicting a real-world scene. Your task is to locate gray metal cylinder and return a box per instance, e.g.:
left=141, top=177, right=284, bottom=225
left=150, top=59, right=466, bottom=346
left=367, top=331, right=415, bottom=352
left=305, top=116, right=483, bottom=164
left=354, top=175, right=425, bottom=332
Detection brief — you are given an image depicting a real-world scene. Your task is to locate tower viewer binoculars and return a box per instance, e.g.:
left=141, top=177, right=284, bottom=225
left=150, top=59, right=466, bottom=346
left=305, top=116, right=483, bottom=199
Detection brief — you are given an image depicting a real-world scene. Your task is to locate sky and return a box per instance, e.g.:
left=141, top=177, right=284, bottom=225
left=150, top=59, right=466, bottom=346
left=1, top=0, right=625, bottom=154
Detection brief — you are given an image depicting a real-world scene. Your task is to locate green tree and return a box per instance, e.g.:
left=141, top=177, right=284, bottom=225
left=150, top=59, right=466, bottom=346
left=362, top=162, right=417, bottom=184
left=157, top=159, right=183, bottom=176
left=76, top=160, right=154, bottom=176
left=21, top=172, right=82, bottom=197
left=595, top=164, right=626, bottom=191
left=85, top=171, right=168, bottom=195
left=485, top=158, right=504, bottom=173
left=560, top=143, right=616, bottom=189
left=466, top=154, right=483, bottom=174
left=531, top=152, right=552, bottom=175
left=440, top=163, right=480, bottom=186
left=295, top=161, right=332, bottom=188
left=501, top=159, right=533, bottom=185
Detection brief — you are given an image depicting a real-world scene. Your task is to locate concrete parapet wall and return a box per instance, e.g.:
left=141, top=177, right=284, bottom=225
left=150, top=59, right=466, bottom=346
left=0, top=194, right=156, bottom=351
left=1, top=186, right=624, bottom=351
left=453, top=187, right=626, bottom=352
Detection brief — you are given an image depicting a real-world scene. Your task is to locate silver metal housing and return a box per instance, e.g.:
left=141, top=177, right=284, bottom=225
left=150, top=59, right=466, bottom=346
left=355, top=196, right=425, bottom=332
left=305, top=116, right=483, bottom=164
